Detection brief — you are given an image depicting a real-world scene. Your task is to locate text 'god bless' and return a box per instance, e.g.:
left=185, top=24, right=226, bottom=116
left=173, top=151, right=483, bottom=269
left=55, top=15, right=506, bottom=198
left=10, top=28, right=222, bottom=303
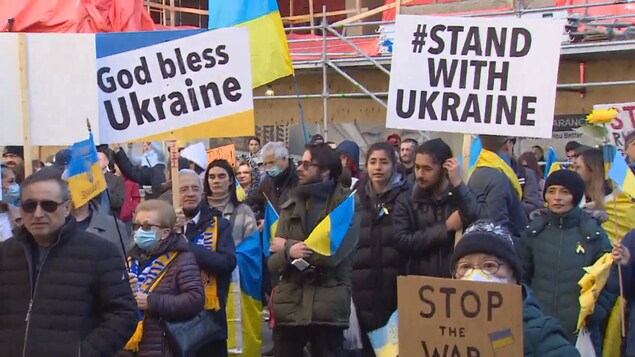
left=97, top=45, right=243, bottom=131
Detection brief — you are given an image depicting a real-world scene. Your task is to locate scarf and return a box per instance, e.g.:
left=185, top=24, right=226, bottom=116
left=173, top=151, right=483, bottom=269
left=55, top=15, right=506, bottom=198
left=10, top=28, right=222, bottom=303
left=471, top=149, right=523, bottom=199
left=124, top=252, right=179, bottom=352
left=194, top=216, right=221, bottom=311
left=208, top=192, right=230, bottom=212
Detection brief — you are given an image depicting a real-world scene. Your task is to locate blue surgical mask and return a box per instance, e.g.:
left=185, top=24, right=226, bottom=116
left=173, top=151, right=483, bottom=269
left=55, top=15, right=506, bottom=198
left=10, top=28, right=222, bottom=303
left=459, top=269, right=509, bottom=284
left=2, top=183, right=20, bottom=204
left=267, top=166, right=282, bottom=177
left=134, top=229, right=159, bottom=251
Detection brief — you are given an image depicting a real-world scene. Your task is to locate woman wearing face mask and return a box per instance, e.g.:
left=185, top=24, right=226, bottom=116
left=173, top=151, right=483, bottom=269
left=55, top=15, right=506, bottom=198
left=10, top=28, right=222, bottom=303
left=352, top=142, right=411, bottom=355
left=517, top=170, right=615, bottom=355
left=450, top=221, right=579, bottom=356
left=575, top=148, right=635, bottom=244
left=0, top=164, right=21, bottom=241
left=204, top=160, right=259, bottom=356
left=121, top=199, right=204, bottom=357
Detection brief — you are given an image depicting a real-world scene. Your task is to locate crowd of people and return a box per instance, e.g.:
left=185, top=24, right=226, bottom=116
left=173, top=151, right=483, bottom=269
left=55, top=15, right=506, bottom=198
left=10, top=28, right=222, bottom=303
left=0, top=131, right=635, bottom=357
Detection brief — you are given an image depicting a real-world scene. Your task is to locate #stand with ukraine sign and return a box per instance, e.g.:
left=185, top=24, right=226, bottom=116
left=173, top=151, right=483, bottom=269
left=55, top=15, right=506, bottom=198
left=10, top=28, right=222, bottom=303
left=398, top=276, right=524, bottom=357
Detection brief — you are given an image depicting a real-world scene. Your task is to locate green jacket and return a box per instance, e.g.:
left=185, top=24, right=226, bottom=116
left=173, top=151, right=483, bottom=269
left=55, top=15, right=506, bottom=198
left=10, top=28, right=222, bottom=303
left=268, top=184, right=360, bottom=327
left=517, top=207, right=612, bottom=342
left=522, top=284, right=580, bottom=357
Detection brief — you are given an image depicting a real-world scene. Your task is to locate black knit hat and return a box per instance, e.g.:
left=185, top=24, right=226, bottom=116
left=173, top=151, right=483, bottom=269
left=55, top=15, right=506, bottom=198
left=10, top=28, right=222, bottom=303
left=544, top=169, right=585, bottom=205
left=450, top=220, right=522, bottom=281
left=2, top=146, right=24, bottom=159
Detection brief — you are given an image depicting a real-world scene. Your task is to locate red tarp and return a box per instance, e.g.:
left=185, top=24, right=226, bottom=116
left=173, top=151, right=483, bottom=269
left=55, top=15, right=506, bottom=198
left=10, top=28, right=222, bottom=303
left=288, top=33, right=380, bottom=61
left=0, top=0, right=160, bottom=32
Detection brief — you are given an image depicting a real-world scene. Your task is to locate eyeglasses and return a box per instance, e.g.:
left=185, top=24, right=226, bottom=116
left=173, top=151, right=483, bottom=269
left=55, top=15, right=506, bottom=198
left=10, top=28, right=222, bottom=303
left=132, top=222, right=168, bottom=231
left=21, top=199, right=66, bottom=213
left=454, top=260, right=505, bottom=278
left=296, top=160, right=319, bottom=170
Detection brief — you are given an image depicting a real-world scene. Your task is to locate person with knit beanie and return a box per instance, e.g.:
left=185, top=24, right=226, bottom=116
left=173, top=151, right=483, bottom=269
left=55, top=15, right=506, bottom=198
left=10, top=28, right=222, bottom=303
left=451, top=221, right=578, bottom=356
left=517, top=170, right=615, bottom=355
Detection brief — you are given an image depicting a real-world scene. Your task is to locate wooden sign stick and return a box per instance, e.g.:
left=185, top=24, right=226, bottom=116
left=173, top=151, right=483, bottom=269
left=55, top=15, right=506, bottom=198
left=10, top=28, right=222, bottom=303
left=18, top=33, right=33, bottom=176
left=170, top=139, right=180, bottom=209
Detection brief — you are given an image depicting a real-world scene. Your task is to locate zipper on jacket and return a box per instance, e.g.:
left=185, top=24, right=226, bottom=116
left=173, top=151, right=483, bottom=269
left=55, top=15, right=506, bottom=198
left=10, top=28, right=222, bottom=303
left=553, top=217, right=564, bottom=318
left=22, top=227, right=65, bottom=357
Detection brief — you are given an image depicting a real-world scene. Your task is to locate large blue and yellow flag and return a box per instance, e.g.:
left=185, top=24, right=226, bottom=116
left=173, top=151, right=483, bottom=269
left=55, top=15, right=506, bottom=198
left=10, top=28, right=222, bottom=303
left=209, top=0, right=294, bottom=88
left=227, top=231, right=264, bottom=356
left=544, top=147, right=562, bottom=179
left=609, top=150, right=635, bottom=198
left=67, top=133, right=107, bottom=208
left=368, top=310, right=399, bottom=357
left=263, top=200, right=279, bottom=257
left=305, top=193, right=355, bottom=256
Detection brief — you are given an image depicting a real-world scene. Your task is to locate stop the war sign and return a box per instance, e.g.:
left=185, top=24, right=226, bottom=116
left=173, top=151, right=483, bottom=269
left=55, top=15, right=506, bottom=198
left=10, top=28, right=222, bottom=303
left=386, top=15, right=564, bottom=139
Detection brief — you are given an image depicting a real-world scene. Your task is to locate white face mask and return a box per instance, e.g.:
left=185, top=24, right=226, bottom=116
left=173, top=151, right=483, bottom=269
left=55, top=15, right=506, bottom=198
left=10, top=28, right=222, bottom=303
left=459, top=269, right=510, bottom=284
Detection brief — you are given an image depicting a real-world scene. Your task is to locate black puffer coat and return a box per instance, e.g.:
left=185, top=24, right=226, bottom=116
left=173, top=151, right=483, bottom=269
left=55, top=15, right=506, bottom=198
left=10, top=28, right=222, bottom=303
left=0, top=218, right=138, bottom=357
left=352, top=174, right=410, bottom=332
left=393, top=182, right=487, bottom=277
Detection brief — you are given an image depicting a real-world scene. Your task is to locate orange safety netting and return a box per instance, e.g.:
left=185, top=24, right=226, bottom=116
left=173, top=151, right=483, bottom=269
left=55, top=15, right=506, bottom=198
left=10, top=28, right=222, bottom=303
left=0, top=0, right=162, bottom=33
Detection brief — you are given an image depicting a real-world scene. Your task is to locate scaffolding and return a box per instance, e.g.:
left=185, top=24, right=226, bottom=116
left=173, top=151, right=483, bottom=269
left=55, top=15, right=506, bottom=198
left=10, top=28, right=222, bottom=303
left=144, top=0, right=635, bottom=140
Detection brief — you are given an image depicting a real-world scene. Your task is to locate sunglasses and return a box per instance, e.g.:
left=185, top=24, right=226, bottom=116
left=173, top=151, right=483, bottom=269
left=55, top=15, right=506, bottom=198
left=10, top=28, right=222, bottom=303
left=296, top=160, right=319, bottom=170
left=132, top=222, right=168, bottom=231
left=21, top=199, right=66, bottom=213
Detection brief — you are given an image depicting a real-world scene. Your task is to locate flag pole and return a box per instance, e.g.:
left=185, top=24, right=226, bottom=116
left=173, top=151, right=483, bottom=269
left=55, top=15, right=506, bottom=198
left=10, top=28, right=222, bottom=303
left=87, top=119, right=130, bottom=270
left=613, top=194, right=626, bottom=337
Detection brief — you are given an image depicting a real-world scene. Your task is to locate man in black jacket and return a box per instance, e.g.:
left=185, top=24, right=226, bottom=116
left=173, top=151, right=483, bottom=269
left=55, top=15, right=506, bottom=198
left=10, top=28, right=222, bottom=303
left=393, top=139, right=486, bottom=277
left=177, top=169, right=236, bottom=357
left=111, top=143, right=166, bottom=200
left=0, top=168, right=137, bottom=356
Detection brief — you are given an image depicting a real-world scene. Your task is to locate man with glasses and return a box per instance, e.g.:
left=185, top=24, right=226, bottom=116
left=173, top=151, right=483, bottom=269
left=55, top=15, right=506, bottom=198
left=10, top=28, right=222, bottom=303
left=268, top=143, right=360, bottom=357
left=0, top=167, right=137, bottom=356
left=249, top=141, right=299, bottom=214
left=177, top=169, right=236, bottom=357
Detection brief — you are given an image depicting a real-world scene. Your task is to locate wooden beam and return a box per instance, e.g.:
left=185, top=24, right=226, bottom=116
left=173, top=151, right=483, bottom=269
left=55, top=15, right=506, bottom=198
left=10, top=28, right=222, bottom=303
left=169, top=0, right=176, bottom=26
left=309, top=0, right=315, bottom=35
left=333, top=0, right=415, bottom=26
left=356, top=0, right=361, bottom=15
left=282, top=9, right=366, bottom=25
left=396, top=0, right=402, bottom=15
left=143, top=1, right=209, bottom=16
left=18, top=34, right=33, bottom=176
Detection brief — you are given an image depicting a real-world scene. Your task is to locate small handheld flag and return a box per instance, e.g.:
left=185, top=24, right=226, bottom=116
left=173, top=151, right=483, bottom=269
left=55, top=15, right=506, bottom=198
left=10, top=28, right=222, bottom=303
left=67, top=132, right=107, bottom=208
left=609, top=150, right=635, bottom=198
left=262, top=199, right=279, bottom=257
left=368, top=310, right=399, bottom=357
left=544, top=147, right=562, bottom=179
left=304, top=193, right=355, bottom=256
left=236, top=179, right=247, bottom=202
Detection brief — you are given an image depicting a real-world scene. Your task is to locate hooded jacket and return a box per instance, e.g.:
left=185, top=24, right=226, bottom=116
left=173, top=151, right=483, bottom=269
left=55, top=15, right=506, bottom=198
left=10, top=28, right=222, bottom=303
left=352, top=174, right=410, bottom=332
left=247, top=159, right=299, bottom=219
left=517, top=207, right=614, bottom=351
left=0, top=218, right=138, bottom=356
left=393, top=181, right=487, bottom=277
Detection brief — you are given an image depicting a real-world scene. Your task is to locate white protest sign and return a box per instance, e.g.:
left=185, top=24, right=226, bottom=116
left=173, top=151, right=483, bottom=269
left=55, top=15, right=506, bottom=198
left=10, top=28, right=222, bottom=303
left=593, top=102, right=635, bottom=148
left=386, top=15, right=564, bottom=138
left=97, top=28, right=253, bottom=143
left=0, top=33, right=98, bottom=146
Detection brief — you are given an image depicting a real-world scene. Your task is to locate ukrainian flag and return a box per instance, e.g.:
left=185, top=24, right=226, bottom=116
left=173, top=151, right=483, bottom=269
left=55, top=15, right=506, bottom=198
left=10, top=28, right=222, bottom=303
left=209, top=0, right=294, bottom=88
left=608, top=150, right=635, bottom=198
left=67, top=133, right=107, bottom=208
left=544, top=147, right=562, bottom=179
left=304, top=193, right=355, bottom=256
left=262, top=200, right=279, bottom=257
left=368, top=310, right=399, bottom=357
left=236, top=178, right=247, bottom=202
left=227, top=231, right=264, bottom=356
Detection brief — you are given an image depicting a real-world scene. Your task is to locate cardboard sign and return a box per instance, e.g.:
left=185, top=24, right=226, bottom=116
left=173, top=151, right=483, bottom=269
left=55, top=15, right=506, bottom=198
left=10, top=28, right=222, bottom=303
left=386, top=15, right=564, bottom=139
left=207, top=144, right=237, bottom=167
left=398, top=276, right=523, bottom=357
left=97, top=28, right=253, bottom=143
left=593, top=103, right=635, bottom=148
